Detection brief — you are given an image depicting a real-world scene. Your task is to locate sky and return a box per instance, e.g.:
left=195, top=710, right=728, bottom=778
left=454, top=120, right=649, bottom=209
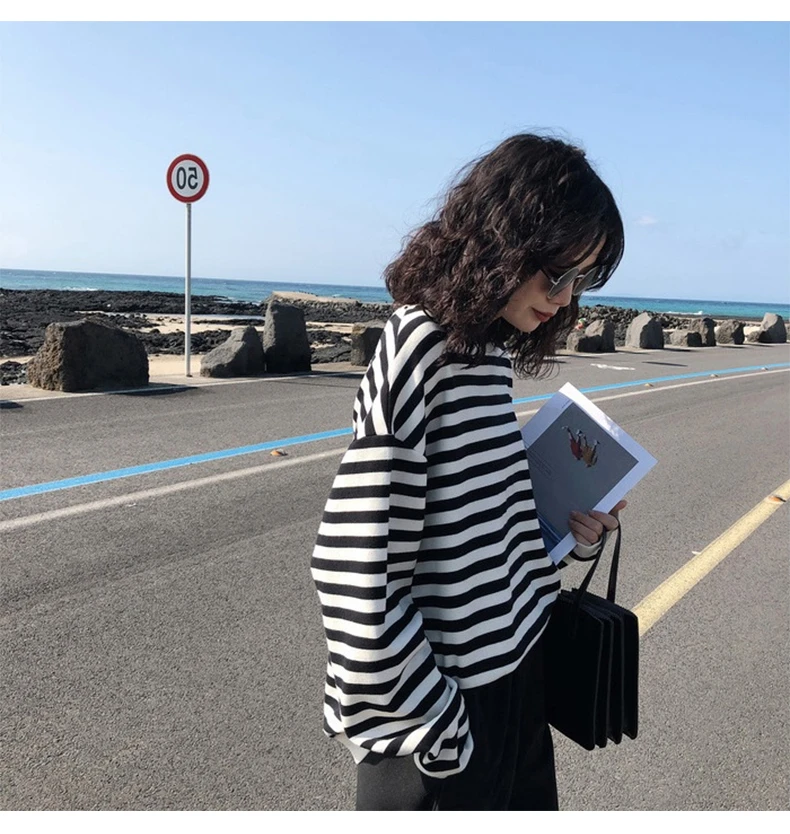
left=1, top=17, right=788, bottom=303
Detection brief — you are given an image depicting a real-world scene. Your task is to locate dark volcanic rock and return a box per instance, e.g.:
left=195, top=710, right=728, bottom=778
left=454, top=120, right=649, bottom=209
left=626, top=312, right=664, bottom=349
left=688, top=317, right=716, bottom=346
left=669, top=329, right=703, bottom=347
left=584, top=319, right=615, bottom=352
left=758, top=313, right=787, bottom=343
left=312, top=343, right=352, bottom=363
left=578, top=305, right=640, bottom=346
left=200, top=326, right=265, bottom=377
left=266, top=295, right=394, bottom=326
left=1, top=288, right=258, bottom=317
left=350, top=321, right=385, bottom=366
left=579, top=304, right=693, bottom=347
left=0, top=289, right=260, bottom=358
left=138, top=330, right=232, bottom=356
left=27, top=319, right=148, bottom=392
left=193, top=318, right=264, bottom=327
left=566, top=331, right=603, bottom=353
left=715, top=320, right=745, bottom=345
left=263, top=301, right=311, bottom=373
left=1, top=360, right=26, bottom=385
left=309, top=328, right=352, bottom=364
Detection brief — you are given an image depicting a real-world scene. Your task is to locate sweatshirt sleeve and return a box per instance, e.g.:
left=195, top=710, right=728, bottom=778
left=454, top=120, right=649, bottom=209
left=309, top=309, right=474, bottom=777
left=311, top=435, right=473, bottom=777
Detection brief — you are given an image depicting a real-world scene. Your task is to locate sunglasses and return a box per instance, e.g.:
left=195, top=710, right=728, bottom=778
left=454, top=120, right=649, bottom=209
left=546, top=265, right=602, bottom=299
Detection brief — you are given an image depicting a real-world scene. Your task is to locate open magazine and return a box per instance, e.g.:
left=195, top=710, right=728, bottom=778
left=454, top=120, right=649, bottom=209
left=521, top=383, right=657, bottom=565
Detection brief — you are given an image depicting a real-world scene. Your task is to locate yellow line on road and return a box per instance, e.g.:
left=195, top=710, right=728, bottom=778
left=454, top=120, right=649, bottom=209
left=634, top=479, right=790, bottom=636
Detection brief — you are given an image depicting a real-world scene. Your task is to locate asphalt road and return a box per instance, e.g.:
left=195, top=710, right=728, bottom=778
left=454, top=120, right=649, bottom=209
left=1, top=342, right=788, bottom=810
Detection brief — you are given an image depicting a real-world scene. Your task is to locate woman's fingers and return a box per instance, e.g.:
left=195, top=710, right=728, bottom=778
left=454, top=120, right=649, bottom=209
left=589, top=500, right=627, bottom=530
left=588, top=511, right=620, bottom=532
left=569, top=500, right=627, bottom=544
left=609, top=499, right=627, bottom=518
left=569, top=510, right=604, bottom=544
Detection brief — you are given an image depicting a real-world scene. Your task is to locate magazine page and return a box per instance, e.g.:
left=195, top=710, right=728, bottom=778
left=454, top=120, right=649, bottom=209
left=520, top=383, right=657, bottom=564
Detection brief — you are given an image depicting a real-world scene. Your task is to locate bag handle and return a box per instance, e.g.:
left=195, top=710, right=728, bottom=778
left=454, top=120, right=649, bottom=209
left=569, top=522, right=622, bottom=625
left=605, top=522, right=621, bottom=602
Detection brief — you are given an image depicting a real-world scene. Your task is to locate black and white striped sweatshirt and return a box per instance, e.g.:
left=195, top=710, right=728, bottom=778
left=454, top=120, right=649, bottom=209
left=310, top=304, right=561, bottom=778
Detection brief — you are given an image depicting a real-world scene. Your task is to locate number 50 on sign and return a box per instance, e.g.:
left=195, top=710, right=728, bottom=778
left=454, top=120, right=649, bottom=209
left=167, top=154, right=209, bottom=203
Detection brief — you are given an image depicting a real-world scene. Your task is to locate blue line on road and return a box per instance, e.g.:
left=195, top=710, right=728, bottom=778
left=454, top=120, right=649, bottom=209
left=1, top=429, right=352, bottom=501
left=2, top=362, right=788, bottom=502
left=512, top=362, right=789, bottom=404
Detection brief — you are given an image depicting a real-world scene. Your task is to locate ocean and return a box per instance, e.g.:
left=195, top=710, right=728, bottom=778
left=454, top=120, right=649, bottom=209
left=2, top=267, right=788, bottom=321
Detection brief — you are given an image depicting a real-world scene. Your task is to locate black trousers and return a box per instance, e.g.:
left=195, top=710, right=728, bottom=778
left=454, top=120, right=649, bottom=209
left=356, top=637, right=558, bottom=811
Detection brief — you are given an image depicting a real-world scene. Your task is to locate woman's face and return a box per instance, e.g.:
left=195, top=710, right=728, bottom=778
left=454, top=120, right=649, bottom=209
left=497, top=244, right=603, bottom=334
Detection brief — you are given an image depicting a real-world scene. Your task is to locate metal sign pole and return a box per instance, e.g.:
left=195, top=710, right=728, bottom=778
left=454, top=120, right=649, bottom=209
left=167, top=154, right=207, bottom=377
left=185, top=201, right=192, bottom=377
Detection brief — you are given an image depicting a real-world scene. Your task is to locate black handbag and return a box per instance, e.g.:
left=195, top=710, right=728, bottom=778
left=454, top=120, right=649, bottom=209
left=543, top=525, right=639, bottom=750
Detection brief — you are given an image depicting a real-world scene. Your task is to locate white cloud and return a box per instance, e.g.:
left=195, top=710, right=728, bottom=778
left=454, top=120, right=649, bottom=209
left=635, top=215, right=659, bottom=226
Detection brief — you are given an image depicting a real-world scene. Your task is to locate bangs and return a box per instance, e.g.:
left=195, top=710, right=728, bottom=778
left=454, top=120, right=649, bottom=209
left=543, top=208, right=624, bottom=294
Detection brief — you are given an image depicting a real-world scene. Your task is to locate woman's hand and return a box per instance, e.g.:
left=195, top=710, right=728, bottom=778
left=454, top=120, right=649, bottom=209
left=569, top=500, right=627, bottom=546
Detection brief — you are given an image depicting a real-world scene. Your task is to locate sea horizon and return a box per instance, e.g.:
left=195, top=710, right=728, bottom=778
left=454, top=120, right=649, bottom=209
left=2, top=267, right=789, bottom=322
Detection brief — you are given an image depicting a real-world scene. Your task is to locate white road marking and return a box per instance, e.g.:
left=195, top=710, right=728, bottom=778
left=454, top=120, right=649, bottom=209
left=590, top=363, right=636, bottom=370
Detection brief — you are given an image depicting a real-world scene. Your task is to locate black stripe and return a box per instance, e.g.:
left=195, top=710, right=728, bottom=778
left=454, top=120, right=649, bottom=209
left=426, top=392, right=514, bottom=424
left=335, top=457, right=425, bottom=476
left=315, top=579, right=412, bottom=615
left=354, top=386, right=366, bottom=424
left=327, top=619, right=424, bottom=671
left=425, top=467, right=526, bottom=515
left=393, top=384, right=427, bottom=439
left=421, top=487, right=534, bottom=539
left=335, top=652, right=436, bottom=718
left=389, top=330, right=443, bottom=421
left=310, top=556, right=387, bottom=575
left=425, top=427, right=523, bottom=467
left=321, top=506, right=424, bottom=524
left=416, top=523, right=545, bottom=579
left=408, top=683, right=463, bottom=750
left=315, top=533, right=390, bottom=550
left=425, top=446, right=528, bottom=490
left=313, top=579, right=386, bottom=600
left=376, top=319, right=393, bottom=425
left=425, top=368, right=511, bottom=408
left=417, top=562, right=557, bottom=634
left=346, top=670, right=448, bottom=737
left=328, top=483, right=426, bottom=502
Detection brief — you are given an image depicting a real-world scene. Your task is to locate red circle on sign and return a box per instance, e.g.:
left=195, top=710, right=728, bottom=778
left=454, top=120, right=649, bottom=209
left=167, top=154, right=210, bottom=203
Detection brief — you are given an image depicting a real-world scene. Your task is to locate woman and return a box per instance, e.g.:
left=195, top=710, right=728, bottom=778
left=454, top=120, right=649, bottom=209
left=310, top=133, right=626, bottom=810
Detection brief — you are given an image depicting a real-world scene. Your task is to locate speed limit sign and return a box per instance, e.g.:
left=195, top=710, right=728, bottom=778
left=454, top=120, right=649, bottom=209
left=166, top=154, right=209, bottom=203
left=167, top=153, right=210, bottom=378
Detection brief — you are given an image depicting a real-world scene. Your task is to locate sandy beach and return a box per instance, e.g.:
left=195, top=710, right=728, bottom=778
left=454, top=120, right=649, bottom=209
left=269, top=290, right=361, bottom=304
left=128, top=312, right=357, bottom=337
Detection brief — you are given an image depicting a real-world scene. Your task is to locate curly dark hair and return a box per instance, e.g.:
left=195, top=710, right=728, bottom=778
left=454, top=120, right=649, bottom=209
left=384, top=133, right=625, bottom=377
